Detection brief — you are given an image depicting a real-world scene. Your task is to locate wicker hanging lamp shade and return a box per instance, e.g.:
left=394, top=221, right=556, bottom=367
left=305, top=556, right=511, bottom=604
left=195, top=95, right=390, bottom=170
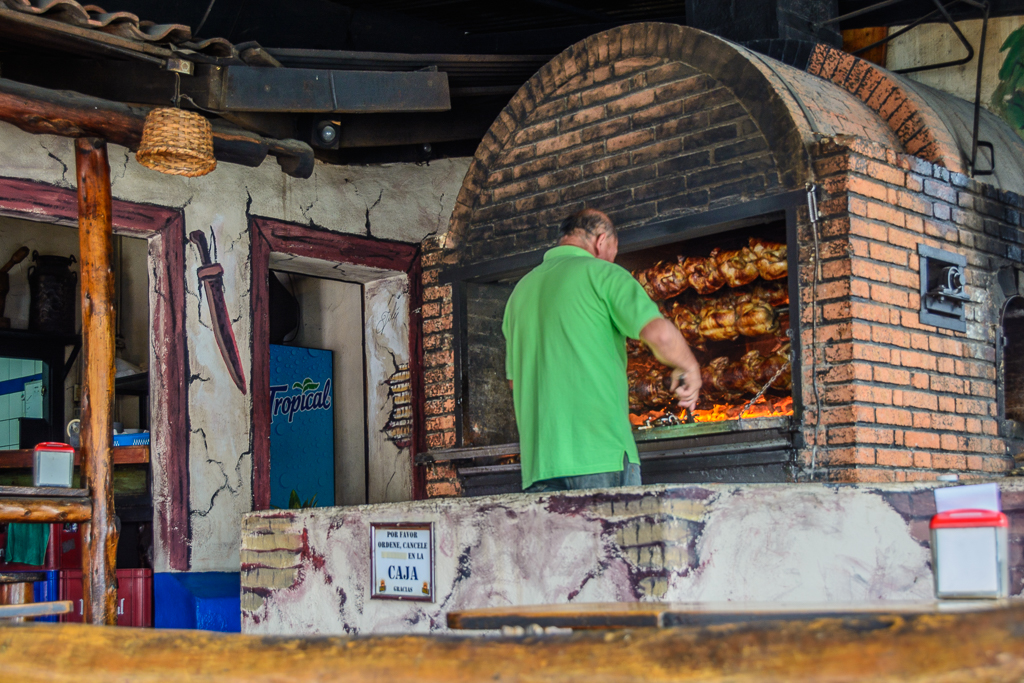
left=136, top=108, right=217, bottom=177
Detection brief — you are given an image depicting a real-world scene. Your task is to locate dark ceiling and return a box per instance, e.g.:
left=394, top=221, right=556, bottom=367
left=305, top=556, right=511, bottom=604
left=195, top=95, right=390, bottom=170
left=87, top=0, right=1024, bottom=55
left=3, top=0, right=1020, bottom=164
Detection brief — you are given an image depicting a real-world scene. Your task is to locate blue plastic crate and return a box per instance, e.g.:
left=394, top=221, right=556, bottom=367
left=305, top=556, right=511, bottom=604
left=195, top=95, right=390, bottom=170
left=31, top=570, right=60, bottom=623
left=112, top=433, right=150, bottom=447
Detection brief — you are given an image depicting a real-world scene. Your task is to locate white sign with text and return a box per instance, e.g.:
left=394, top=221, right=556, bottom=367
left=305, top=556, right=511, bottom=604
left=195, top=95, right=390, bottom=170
left=370, top=523, right=433, bottom=601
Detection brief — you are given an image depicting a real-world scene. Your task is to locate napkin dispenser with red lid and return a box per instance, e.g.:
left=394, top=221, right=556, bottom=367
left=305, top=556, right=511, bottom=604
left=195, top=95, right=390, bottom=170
left=32, top=441, right=74, bottom=488
left=930, top=508, right=1009, bottom=599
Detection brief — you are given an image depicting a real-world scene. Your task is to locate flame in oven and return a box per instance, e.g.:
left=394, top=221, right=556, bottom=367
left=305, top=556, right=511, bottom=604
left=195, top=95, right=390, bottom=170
left=630, top=396, right=794, bottom=428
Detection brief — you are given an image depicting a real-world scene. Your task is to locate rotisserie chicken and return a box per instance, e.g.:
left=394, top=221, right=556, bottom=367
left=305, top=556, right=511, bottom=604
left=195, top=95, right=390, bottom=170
left=665, top=300, right=705, bottom=350
left=636, top=260, right=689, bottom=300
left=760, top=343, right=792, bottom=390
left=748, top=238, right=788, bottom=280
left=698, top=298, right=739, bottom=342
left=715, top=247, right=760, bottom=288
left=627, top=356, right=673, bottom=412
left=720, top=349, right=767, bottom=395
left=681, top=255, right=726, bottom=295
left=736, top=299, right=780, bottom=337
left=700, top=356, right=742, bottom=402
left=752, top=280, right=789, bottom=306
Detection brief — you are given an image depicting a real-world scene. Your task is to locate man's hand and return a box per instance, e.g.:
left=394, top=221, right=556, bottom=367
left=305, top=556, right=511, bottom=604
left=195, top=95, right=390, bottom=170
left=670, top=367, right=701, bottom=412
left=639, top=317, right=701, bottom=411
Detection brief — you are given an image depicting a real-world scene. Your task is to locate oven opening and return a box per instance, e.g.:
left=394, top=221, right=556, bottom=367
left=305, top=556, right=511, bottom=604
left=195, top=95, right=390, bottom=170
left=449, top=203, right=804, bottom=493
left=618, top=219, right=793, bottom=433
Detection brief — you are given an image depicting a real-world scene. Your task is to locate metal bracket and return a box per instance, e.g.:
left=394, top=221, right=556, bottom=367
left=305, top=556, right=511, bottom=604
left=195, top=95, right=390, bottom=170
left=164, top=58, right=194, bottom=76
left=818, top=0, right=995, bottom=176
left=919, top=244, right=968, bottom=331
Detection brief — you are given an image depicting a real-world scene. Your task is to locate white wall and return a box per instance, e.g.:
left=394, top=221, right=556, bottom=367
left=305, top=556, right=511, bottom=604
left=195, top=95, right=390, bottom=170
left=364, top=274, right=412, bottom=504
left=0, top=216, right=80, bottom=333
left=0, top=120, right=471, bottom=572
left=886, top=16, right=1024, bottom=111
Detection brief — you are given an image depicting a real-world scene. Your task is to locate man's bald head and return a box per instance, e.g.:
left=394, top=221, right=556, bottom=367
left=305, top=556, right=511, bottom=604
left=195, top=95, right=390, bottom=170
left=558, top=209, right=618, bottom=263
left=559, top=209, right=615, bottom=239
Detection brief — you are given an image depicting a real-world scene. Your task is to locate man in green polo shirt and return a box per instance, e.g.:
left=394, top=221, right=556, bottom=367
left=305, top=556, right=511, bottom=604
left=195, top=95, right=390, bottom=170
left=503, top=209, right=701, bottom=492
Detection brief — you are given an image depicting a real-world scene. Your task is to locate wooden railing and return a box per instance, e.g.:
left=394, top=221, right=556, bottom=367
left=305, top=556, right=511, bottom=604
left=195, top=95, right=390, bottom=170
left=0, top=138, right=118, bottom=625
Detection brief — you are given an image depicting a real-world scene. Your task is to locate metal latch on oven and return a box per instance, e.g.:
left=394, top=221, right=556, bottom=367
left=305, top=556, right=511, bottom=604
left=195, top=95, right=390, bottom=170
left=926, top=265, right=971, bottom=306
left=919, top=244, right=969, bottom=332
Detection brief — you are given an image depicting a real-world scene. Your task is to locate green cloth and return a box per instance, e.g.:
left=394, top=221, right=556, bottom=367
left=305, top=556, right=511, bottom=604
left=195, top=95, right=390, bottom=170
left=503, top=245, right=662, bottom=489
left=4, top=523, right=50, bottom=566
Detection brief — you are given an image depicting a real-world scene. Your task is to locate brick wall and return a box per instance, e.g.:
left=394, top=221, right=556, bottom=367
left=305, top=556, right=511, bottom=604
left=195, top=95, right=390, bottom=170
left=456, top=58, right=781, bottom=266
left=804, top=136, right=1017, bottom=481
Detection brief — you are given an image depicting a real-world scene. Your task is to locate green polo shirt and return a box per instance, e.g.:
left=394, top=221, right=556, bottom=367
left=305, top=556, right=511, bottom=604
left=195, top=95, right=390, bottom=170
left=502, top=245, right=662, bottom=489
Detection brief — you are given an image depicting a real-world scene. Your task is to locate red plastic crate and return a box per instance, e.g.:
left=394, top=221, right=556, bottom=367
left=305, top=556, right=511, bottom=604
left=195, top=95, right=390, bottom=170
left=55, top=523, right=82, bottom=570
left=60, top=568, right=153, bottom=627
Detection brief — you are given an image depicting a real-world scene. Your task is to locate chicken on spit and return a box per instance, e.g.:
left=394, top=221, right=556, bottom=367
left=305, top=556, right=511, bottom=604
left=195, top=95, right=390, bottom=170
left=714, top=247, right=760, bottom=288
left=759, top=342, right=792, bottom=391
left=664, top=300, right=705, bottom=350
left=736, top=299, right=780, bottom=338
left=680, top=255, right=726, bottom=295
left=627, top=355, right=674, bottom=412
left=752, top=280, right=789, bottom=306
left=698, top=295, right=739, bottom=342
left=748, top=238, right=788, bottom=280
left=700, top=356, right=742, bottom=402
left=635, top=260, right=689, bottom=300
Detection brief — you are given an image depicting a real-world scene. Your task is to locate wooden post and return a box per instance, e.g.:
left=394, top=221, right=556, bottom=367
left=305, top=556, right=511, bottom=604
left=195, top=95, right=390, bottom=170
left=75, top=137, right=118, bottom=626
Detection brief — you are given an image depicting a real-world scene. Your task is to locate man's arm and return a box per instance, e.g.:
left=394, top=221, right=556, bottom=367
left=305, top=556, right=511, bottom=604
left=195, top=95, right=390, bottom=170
left=639, top=317, right=701, bottom=411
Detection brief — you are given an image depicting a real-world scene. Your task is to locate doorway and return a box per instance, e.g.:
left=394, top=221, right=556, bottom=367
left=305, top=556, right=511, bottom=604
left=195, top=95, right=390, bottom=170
left=250, top=218, right=422, bottom=510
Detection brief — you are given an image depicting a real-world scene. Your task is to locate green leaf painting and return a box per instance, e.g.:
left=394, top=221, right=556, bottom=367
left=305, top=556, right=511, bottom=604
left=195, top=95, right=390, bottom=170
left=287, top=489, right=318, bottom=509
left=992, top=25, right=1024, bottom=140
left=291, top=378, right=321, bottom=392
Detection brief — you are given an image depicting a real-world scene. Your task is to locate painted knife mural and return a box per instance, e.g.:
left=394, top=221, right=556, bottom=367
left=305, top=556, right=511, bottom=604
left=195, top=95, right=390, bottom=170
left=190, top=230, right=247, bottom=394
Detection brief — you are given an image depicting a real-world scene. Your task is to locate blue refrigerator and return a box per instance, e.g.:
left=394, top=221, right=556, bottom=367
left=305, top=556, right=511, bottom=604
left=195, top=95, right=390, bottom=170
left=269, top=345, right=335, bottom=509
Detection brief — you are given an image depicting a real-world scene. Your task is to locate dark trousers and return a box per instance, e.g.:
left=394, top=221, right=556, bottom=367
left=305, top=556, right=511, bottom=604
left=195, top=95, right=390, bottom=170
left=524, top=452, right=641, bottom=493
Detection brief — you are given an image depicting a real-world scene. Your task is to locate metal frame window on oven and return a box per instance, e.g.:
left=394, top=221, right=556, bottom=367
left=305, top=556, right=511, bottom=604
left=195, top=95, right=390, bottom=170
left=918, top=244, right=969, bottom=332
left=440, top=190, right=807, bottom=482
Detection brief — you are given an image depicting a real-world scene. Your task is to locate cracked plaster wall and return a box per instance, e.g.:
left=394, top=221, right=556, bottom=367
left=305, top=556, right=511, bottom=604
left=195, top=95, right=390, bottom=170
left=0, top=121, right=471, bottom=572
left=365, top=274, right=412, bottom=504
left=242, top=481, right=1024, bottom=636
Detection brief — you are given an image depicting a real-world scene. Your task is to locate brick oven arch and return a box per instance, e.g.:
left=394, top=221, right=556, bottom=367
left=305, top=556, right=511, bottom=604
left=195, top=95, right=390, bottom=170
left=448, top=23, right=880, bottom=255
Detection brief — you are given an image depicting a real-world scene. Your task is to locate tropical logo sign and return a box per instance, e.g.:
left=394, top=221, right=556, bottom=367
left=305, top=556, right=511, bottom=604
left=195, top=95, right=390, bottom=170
left=270, top=377, right=333, bottom=423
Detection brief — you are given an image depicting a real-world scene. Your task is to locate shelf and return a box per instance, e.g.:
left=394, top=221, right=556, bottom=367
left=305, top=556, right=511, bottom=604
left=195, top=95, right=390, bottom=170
left=114, top=371, right=148, bottom=395
left=0, top=446, right=149, bottom=469
left=0, top=485, right=88, bottom=498
left=0, top=328, right=79, bottom=347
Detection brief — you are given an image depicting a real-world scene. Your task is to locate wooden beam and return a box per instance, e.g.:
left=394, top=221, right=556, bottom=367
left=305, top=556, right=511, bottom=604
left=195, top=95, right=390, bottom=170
left=8, top=60, right=452, bottom=115
left=75, top=137, right=118, bottom=627
left=213, top=65, right=451, bottom=113
left=0, top=78, right=314, bottom=178
left=447, top=600, right=1009, bottom=631
left=1, top=603, right=1024, bottom=680
left=415, top=442, right=519, bottom=463
left=0, top=496, right=91, bottom=523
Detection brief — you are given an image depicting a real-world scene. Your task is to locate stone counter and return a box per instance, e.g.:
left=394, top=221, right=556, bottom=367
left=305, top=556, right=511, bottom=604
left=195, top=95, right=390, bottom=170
left=241, top=481, right=1024, bottom=635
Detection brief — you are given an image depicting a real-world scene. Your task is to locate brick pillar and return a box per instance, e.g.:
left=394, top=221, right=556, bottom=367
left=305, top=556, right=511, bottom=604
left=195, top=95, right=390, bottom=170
left=802, top=136, right=1012, bottom=482
left=420, top=233, right=462, bottom=497
left=424, top=462, right=463, bottom=498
